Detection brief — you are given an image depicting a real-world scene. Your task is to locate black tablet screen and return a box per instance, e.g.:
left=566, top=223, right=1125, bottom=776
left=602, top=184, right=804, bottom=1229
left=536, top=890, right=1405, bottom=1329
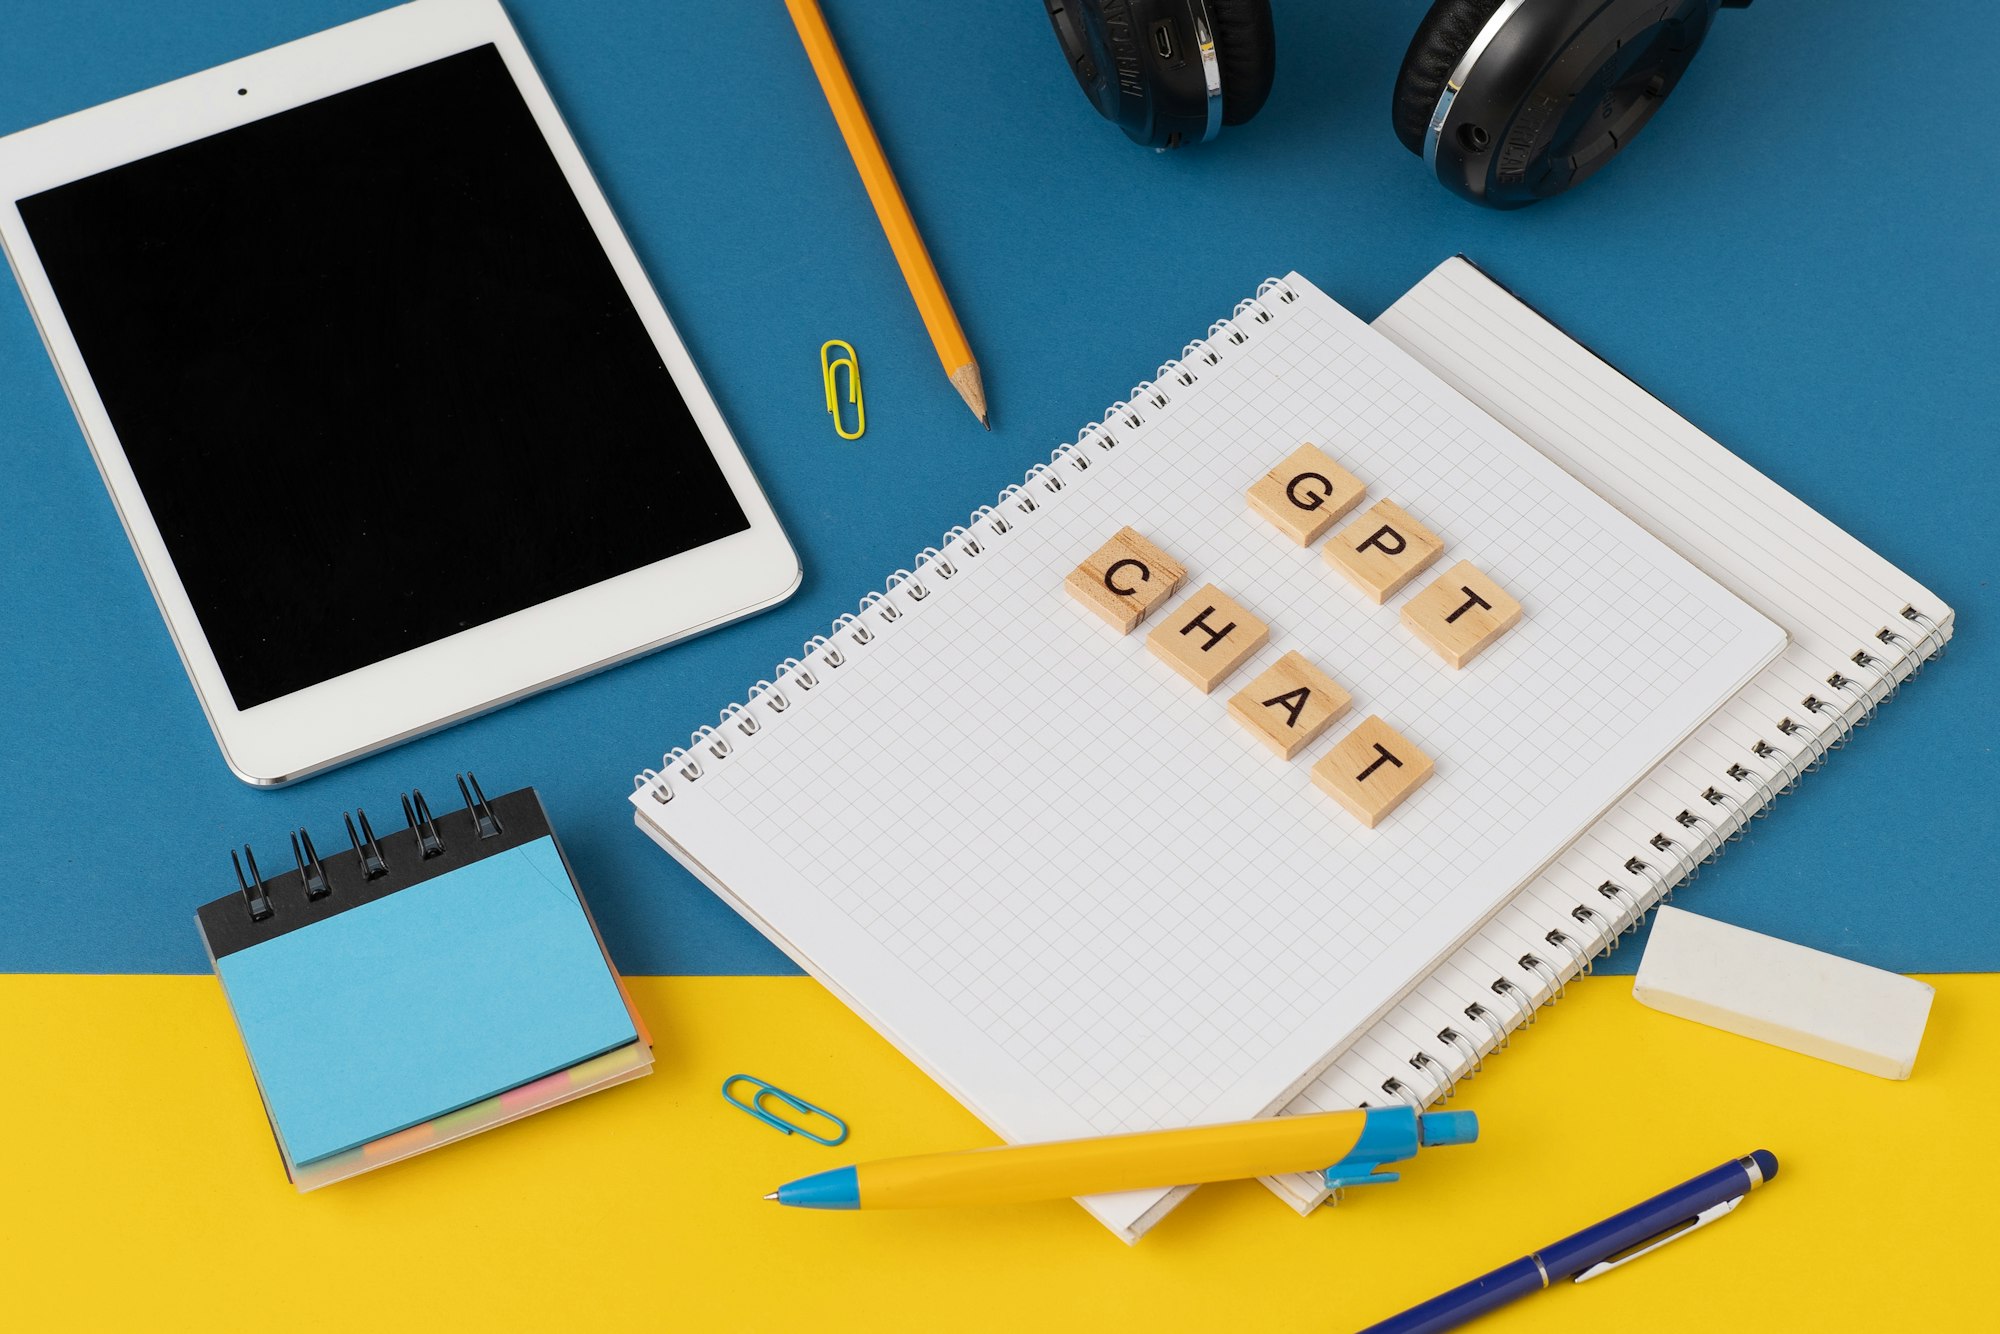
left=19, top=44, right=749, bottom=708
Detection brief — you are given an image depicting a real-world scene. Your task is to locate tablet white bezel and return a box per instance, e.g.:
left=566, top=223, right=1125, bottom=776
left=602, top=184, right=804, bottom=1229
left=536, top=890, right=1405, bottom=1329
left=0, top=0, right=800, bottom=786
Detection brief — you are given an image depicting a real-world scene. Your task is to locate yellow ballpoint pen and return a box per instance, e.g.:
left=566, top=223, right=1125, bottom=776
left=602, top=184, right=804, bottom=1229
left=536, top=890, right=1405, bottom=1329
left=765, top=1105, right=1477, bottom=1210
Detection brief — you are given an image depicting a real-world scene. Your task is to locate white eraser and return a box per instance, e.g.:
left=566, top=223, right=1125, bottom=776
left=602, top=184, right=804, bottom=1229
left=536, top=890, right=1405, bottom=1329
left=1632, top=906, right=1934, bottom=1079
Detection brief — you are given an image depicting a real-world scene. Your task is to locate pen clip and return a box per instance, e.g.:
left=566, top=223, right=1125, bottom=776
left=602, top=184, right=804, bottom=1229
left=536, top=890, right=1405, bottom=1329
left=1572, top=1196, right=1743, bottom=1282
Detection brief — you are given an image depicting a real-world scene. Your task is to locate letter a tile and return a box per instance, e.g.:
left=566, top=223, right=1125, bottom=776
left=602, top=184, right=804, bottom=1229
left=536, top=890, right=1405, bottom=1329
left=1401, top=561, right=1523, bottom=667
left=1065, top=527, right=1186, bottom=634
left=1311, top=716, right=1435, bottom=828
left=1146, top=585, right=1270, bottom=693
left=1227, top=651, right=1353, bottom=759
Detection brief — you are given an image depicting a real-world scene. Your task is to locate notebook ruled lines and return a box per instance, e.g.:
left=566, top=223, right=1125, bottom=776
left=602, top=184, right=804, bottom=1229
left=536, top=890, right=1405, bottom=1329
left=1387, top=274, right=1928, bottom=651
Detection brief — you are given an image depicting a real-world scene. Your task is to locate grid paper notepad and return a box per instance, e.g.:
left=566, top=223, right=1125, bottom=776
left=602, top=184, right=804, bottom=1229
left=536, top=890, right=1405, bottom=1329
left=631, top=274, right=1784, bottom=1241
left=1260, top=257, right=1956, bottom=1214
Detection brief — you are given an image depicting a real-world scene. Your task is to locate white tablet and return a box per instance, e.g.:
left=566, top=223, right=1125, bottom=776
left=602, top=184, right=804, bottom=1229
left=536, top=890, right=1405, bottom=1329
left=0, top=0, right=800, bottom=786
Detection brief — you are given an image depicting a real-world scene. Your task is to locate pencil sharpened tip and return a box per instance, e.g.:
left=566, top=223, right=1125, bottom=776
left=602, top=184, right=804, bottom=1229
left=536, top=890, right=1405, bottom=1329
left=949, top=362, right=988, bottom=429
left=762, top=1191, right=779, bottom=1202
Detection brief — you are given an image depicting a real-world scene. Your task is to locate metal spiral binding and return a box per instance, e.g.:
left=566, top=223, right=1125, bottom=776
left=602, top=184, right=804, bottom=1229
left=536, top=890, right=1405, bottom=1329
left=1460, top=1001, right=1507, bottom=1054
left=1410, top=1050, right=1455, bottom=1100
left=1517, top=953, right=1564, bottom=1004
left=1437, top=1026, right=1482, bottom=1076
left=634, top=281, right=1299, bottom=805
left=1378, top=1076, right=1427, bottom=1111
left=227, top=773, right=497, bottom=923
left=1489, top=975, right=1537, bottom=1029
left=1339, top=602, right=1951, bottom=1156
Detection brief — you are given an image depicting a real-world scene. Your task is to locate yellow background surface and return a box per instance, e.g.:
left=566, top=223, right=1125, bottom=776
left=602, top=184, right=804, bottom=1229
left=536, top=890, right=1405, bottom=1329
left=1, top=973, right=1986, bottom=1331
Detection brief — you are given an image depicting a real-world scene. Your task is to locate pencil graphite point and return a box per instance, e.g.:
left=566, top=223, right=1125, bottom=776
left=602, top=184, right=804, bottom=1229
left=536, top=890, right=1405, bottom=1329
left=950, top=362, right=988, bottom=429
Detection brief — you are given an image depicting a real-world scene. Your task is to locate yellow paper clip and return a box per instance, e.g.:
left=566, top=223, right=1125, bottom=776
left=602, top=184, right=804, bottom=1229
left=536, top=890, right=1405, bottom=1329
left=820, top=339, right=864, bottom=440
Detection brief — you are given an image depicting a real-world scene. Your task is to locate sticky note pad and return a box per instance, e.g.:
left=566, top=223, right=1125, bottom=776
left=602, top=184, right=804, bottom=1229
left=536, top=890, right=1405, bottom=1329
left=213, top=834, right=639, bottom=1166
left=1633, top=906, right=1935, bottom=1079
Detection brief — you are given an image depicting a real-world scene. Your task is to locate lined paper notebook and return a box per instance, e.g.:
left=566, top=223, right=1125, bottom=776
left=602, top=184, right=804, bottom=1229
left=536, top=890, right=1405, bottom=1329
left=630, top=272, right=1783, bottom=1241
left=1261, top=258, right=1955, bottom=1212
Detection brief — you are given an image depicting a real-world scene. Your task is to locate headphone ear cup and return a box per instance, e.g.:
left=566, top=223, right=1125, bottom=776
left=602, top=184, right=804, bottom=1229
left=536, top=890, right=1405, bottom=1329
left=1206, top=0, right=1276, bottom=126
left=1391, top=0, right=1505, bottom=156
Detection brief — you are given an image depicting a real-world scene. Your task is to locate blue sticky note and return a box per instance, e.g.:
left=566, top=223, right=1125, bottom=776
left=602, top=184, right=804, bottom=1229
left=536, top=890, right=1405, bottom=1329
left=214, top=836, right=637, bottom=1166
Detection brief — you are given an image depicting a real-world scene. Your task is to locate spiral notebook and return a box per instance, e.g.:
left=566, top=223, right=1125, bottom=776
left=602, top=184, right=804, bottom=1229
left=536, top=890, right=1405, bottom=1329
left=630, top=270, right=1787, bottom=1241
left=198, top=778, right=652, bottom=1190
left=1259, top=257, right=1954, bottom=1212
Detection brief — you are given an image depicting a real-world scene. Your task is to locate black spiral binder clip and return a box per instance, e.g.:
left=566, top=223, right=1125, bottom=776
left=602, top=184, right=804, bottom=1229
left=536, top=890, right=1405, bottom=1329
left=196, top=773, right=558, bottom=962
left=458, top=772, right=502, bottom=839
left=232, top=846, right=273, bottom=922
left=345, top=810, right=388, bottom=880
left=634, top=284, right=1298, bottom=809
left=292, top=830, right=329, bottom=901
left=402, top=791, right=444, bottom=859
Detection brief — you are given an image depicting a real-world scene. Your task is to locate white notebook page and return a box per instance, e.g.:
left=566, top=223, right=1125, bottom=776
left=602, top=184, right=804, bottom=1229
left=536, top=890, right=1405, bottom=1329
left=1263, top=258, right=1954, bottom=1212
left=633, top=275, right=1784, bottom=1240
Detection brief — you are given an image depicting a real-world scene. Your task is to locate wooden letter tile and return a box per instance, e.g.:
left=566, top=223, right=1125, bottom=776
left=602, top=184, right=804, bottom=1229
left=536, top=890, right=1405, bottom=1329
left=1401, top=560, right=1524, bottom=668
left=1323, top=499, right=1444, bottom=604
left=1065, top=527, right=1186, bottom=634
left=1311, top=716, right=1435, bottom=828
left=1247, top=444, right=1366, bottom=546
left=1145, top=585, right=1270, bottom=693
left=1226, top=651, right=1353, bottom=759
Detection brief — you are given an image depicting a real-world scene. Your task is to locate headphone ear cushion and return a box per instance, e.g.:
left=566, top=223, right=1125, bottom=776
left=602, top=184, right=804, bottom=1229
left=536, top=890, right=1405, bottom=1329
left=1207, top=0, right=1276, bottom=126
left=1392, top=0, right=1506, bottom=156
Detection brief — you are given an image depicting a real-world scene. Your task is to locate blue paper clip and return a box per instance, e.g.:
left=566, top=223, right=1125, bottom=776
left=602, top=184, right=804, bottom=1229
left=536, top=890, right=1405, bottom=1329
left=721, top=1073, right=849, bottom=1146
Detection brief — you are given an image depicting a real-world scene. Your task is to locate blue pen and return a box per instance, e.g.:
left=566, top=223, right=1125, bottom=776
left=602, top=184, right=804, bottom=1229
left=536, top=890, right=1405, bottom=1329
left=1361, top=1150, right=1779, bottom=1334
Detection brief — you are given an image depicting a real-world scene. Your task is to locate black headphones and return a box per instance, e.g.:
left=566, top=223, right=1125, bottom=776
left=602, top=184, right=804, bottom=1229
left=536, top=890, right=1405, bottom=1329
left=1042, top=0, right=1277, bottom=150
left=1044, top=0, right=1751, bottom=207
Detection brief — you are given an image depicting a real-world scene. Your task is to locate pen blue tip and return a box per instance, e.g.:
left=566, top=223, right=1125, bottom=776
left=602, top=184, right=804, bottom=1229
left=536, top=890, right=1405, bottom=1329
left=771, top=1165, right=860, bottom=1209
left=1750, top=1149, right=1779, bottom=1185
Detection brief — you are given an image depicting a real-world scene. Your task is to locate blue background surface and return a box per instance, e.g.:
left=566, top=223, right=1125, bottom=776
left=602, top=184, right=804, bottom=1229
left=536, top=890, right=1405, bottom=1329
left=1, top=1, right=1992, bottom=976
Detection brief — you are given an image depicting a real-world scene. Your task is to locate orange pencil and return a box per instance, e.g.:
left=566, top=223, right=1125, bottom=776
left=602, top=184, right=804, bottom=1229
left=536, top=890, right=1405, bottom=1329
left=784, top=0, right=989, bottom=428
